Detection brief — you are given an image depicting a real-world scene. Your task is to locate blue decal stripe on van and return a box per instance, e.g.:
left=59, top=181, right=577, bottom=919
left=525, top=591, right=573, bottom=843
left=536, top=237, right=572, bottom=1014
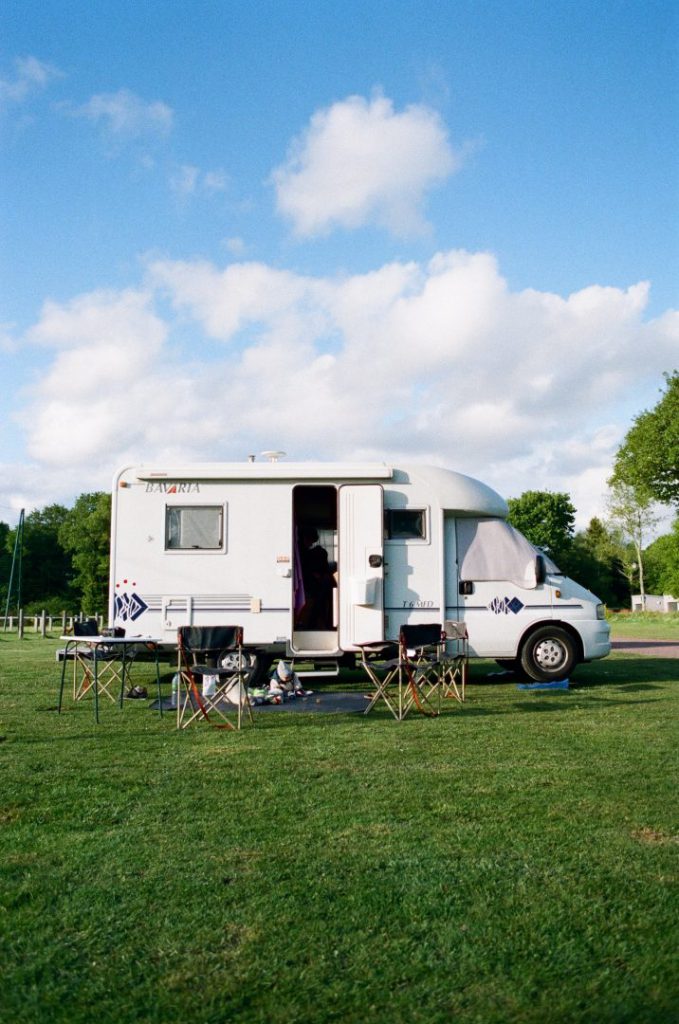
left=384, top=606, right=441, bottom=612
left=489, top=596, right=524, bottom=614
left=456, top=604, right=556, bottom=612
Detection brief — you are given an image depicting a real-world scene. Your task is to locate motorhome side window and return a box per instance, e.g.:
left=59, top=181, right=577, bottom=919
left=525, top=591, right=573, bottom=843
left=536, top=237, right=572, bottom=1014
left=385, top=509, right=427, bottom=540
left=165, top=505, right=224, bottom=550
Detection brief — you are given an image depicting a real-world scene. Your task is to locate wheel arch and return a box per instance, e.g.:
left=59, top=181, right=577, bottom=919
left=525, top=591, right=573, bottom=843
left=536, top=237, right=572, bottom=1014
left=518, top=619, right=584, bottom=663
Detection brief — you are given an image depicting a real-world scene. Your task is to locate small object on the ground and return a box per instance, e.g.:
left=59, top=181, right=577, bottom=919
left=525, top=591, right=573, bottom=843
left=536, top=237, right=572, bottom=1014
left=516, top=679, right=570, bottom=691
left=125, top=685, right=148, bottom=699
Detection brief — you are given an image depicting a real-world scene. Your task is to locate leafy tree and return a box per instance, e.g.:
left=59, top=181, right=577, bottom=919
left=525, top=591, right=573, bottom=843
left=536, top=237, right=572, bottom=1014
left=506, top=490, right=576, bottom=569
left=606, top=482, right=661, bottom=605
left=0, top=521, right=12, bottom=609
left=58, top=492, right=112, bottom=613
left=570, top=517, right=630, bottom=607
left=5, top=505, right=72, bottom=608
left=644, top=519, right=679, bottom=597
left=612, top=371, right=679, bottom=506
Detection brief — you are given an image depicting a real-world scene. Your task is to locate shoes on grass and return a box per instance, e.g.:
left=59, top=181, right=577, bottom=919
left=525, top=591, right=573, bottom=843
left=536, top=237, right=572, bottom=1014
left=125, top=685, right=148, bottom=700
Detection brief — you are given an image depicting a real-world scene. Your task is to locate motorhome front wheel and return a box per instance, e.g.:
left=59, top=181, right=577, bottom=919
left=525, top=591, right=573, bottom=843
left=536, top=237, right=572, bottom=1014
left=520, top=627, right=576, bottom=682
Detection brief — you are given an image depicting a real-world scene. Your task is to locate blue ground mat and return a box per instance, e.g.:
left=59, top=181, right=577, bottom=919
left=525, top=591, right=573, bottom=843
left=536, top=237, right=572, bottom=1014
left=516, top=679, right=570, bottom=691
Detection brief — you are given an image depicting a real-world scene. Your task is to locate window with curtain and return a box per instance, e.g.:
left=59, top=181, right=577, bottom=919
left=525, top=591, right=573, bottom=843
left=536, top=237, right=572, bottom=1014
left=165, top=506, right=224, bottom=550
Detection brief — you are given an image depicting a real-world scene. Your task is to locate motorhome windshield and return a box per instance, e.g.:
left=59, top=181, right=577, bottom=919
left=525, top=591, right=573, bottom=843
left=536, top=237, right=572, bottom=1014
left=536, top=549, right=562, bottom=575
left=457, top=517, right=556, bottom=589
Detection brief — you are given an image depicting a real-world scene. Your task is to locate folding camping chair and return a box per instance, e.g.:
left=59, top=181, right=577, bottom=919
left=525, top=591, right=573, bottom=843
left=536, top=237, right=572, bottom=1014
left=440, top=620, right=469, bottom=703
left=176, top=626, right=253, bottom=730
left=359, top=623, right=449, bottom=720
left=71, top=620, right=131, bottom=704
left=398, top=623, right=448, bottom=718
left=357, top=640, right=402, bottom=719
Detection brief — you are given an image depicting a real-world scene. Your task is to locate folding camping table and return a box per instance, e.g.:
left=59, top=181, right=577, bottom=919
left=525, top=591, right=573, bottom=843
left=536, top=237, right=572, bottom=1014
left=57, top=635, right=164, bottom=723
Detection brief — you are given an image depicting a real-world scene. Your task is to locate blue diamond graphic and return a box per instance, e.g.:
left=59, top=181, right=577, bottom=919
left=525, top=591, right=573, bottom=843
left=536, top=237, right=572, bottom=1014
left=114, top=591, right=149, bottom=622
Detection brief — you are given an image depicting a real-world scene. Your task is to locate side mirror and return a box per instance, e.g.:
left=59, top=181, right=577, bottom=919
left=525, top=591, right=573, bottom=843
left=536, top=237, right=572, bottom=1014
left=535, top=554, right=547, bottom=585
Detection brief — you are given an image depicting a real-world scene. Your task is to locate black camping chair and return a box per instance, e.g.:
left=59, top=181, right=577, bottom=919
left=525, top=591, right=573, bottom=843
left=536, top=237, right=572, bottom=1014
left=176, top=626, right=253, bottom=730
left=359, top=622, right=466, bottom=720
left=397, top=623, right=447, bottom=718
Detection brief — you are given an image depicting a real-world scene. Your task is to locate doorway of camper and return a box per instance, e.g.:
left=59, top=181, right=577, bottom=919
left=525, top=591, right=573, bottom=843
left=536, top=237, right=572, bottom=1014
left=292, top=485, right=339, bottom=654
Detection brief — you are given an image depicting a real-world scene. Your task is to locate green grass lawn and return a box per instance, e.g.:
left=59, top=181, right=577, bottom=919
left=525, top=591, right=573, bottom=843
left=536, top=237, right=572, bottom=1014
left=608, top=611, right=679, bottom=640
left=0, top=634, right=677, bottom=1024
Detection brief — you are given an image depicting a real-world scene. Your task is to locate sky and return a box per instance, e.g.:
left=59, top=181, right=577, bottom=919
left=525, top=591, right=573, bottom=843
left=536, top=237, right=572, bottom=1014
left=1, top=0, right=677, bottom=529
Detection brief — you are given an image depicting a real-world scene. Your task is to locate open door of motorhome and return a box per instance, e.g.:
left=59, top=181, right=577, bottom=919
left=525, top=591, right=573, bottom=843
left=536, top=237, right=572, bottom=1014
left=338, top=484, right=385, bottom=649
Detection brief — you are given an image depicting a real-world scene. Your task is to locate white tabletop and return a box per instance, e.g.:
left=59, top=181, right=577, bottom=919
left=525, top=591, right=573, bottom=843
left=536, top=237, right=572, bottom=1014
left=60, top=635, right=164, bottom=644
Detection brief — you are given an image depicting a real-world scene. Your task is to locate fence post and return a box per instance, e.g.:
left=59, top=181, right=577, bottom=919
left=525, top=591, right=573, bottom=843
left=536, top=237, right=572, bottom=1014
left=61, top=611, right=66, bottom=634
left=18, top=609, right=24, bottom=639
left=41, top=611, right=47, bottom=638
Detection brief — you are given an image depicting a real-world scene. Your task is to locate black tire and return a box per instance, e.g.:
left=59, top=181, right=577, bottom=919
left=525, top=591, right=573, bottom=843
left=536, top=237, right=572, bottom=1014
left=519, top=626, right=576, bottom=682
left=248, top=653, right=274, bottom=688
left=219, top=651, right=272, bottom=687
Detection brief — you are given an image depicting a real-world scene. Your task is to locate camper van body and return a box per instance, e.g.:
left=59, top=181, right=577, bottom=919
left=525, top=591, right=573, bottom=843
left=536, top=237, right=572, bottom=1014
left=109, top=462, right=610, bottom=680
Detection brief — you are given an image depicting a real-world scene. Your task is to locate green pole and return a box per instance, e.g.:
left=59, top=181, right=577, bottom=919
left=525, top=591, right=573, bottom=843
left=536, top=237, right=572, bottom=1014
left=3, top=509, right=24, bottom=631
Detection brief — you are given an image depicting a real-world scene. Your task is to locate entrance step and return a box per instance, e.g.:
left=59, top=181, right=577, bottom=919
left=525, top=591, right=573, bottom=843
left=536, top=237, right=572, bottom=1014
left=292, top=660, right=340, bottom=679
left=292, top=629, right=339, bottom=653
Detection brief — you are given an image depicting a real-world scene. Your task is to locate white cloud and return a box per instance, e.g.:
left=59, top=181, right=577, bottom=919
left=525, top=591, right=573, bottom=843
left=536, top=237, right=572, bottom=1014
left=171, top=164, right=200, bottom=196
left=149, top=258, right=328, bottom=341
left=0, top=322, right=18, bottom=354
left=170, top=164, right=229, bottom=197
left=24, top=289, right=177, bottom=463
left=203, top=170, right=228, bottom=193
left=10, top=252, right=678, bottom=528
left=70, top=87, right=173, bottom=139
left=0, top=55, right=62, bottom=108
left=272, top=93, right=459, bottom=236
left=222, top=236, right=246, bottom=256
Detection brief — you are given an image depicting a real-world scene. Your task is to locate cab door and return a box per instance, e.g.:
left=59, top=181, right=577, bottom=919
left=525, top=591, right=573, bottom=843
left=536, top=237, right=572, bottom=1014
left=338, top=485, right=385, bottom=648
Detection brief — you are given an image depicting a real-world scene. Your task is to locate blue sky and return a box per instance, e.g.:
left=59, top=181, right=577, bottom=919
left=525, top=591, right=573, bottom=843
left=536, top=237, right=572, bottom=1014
left=1, top=0, right=677, bottom=527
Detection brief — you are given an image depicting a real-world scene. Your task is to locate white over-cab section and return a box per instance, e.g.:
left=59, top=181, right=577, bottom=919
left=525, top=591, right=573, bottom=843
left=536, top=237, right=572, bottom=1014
left=109, top=461, right=611, bottom=681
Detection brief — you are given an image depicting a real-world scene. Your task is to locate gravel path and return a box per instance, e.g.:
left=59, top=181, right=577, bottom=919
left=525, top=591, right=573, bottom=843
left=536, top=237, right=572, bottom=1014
left=611, top=638, right=679, bottom=659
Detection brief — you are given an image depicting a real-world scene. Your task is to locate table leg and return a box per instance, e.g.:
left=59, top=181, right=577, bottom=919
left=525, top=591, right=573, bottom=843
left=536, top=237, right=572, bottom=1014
left=93, top=650, right=100, bottom=724
left=119, top=645, right=127, bottom=709
left=154, top=647, right=163, bottom=716
left=58, top=642, right=70, bottom=713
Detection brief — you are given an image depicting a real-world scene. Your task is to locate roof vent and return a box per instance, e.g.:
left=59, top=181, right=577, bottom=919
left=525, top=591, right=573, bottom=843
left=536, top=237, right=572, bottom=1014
left=261, top=451, right=286, bottom=463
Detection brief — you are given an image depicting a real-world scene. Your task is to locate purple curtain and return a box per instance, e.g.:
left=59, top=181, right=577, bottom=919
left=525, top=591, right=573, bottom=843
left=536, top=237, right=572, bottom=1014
left=293, top=528, right=306, bottom=615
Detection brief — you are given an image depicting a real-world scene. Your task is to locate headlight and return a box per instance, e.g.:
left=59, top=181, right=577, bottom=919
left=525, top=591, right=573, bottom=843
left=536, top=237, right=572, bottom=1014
left=596, top=603, right=606, bottom=620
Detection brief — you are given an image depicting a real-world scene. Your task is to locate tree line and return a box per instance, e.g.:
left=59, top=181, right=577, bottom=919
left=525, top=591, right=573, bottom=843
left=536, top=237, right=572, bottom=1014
left=2, top=372, right=677, bottom=613
left=1, top=493, right=111, bottom=616
left=508, top=371, right=679, bottom=604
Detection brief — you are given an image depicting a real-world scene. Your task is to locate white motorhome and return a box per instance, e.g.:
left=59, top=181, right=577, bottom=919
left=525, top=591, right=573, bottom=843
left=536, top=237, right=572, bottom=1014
left=109, top=460, right=610, bottom=681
